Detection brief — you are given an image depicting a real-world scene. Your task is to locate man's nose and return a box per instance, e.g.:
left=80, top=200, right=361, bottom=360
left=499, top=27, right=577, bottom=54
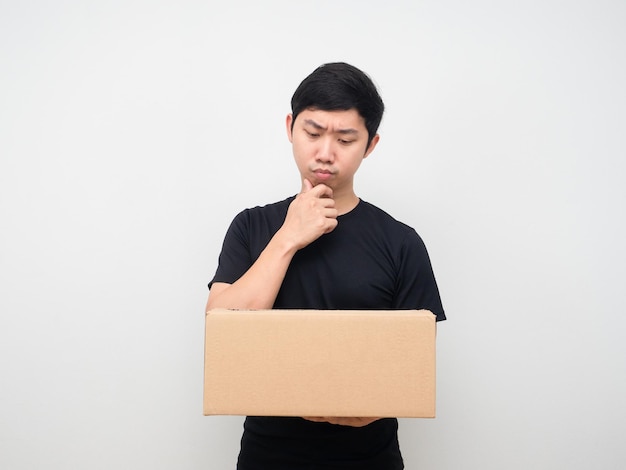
left=316, top=138, right=334, bottom=162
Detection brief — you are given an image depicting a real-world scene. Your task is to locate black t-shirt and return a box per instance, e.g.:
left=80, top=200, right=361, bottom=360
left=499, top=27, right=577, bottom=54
left=210, top=197, right=445, bottom=469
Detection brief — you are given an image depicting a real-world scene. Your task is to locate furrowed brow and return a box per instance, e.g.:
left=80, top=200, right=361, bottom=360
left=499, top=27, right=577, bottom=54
left=303, top=119, right=326, bottom=130
left=337, top=128, right=359, bottom=135
left=303, top=119, right=359, bottom=135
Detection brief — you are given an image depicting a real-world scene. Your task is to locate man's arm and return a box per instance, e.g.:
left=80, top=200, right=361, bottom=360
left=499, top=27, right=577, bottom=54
left=206, top=179, right=337, bottom=311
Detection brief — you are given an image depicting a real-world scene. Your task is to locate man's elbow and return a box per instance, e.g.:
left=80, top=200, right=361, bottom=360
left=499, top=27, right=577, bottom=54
left=205, top=282, right=232, bottom=312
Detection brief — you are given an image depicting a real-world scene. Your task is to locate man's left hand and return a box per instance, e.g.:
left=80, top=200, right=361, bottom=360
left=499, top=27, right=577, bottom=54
left=302, top=417, right=381, bottom=427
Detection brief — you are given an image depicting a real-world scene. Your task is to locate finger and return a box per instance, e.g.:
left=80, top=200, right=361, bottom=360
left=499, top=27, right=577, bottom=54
left=300, top=178, right=313, bottom=193
left=318, top=196, right=336, bottom=208
left=322, top=204, right=338, bottom=217
left=310, top=183, right=334, bottom=199
left=323, top=220, right=338, bottom=234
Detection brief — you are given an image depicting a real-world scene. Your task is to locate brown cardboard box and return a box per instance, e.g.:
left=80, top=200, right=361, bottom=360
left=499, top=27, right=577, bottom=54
left=203, top=309, right=436, bottom=418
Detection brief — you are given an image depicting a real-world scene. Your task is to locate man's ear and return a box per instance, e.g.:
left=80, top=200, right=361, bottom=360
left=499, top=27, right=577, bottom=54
left=286, top=114, right=294, bottom=143
left=363, top=134, right=380, bottom=159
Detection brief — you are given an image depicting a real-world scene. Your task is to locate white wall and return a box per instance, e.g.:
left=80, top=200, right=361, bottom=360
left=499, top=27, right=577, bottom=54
left=1, top=1, right=624, bottom=468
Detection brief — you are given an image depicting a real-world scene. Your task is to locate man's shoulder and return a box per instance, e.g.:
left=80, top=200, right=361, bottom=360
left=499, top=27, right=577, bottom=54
left=358, top=200, right=414, bottom=232
left=233, top=196, right=294, bottom=224
left=247, top=196, right=293, bottom=211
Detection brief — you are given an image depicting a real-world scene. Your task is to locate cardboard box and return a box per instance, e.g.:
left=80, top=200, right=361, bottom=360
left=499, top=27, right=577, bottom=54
left=203, top=309, right=436, bottom=418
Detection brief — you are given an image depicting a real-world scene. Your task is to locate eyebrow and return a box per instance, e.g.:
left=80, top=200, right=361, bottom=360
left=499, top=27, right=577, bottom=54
left=303, top=119, right=359, bottom=135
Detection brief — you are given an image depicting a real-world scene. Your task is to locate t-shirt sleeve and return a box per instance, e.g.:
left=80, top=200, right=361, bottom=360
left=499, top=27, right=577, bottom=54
left=393, top=229, right=446, bottom=321
left=208, top=210, right=253, bottom=289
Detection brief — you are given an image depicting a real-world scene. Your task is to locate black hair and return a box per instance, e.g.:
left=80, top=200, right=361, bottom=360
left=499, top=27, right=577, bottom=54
left=290, top=62, right=385, bottom=147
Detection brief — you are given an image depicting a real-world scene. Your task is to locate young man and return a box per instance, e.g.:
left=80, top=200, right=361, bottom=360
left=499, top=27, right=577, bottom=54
left=207, top=62, right=445, bottom=469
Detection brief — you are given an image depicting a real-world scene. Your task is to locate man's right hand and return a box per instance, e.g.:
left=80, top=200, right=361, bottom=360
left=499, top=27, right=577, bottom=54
left=280, top=178, right=338, bottom=250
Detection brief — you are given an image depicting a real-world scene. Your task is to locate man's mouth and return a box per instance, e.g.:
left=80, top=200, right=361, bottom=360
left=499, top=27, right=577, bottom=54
left=313, top=169, right=334, bottom=180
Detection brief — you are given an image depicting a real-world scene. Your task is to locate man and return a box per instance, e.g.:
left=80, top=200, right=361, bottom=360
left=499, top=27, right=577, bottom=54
left=207, top=62, right=445, bottom=469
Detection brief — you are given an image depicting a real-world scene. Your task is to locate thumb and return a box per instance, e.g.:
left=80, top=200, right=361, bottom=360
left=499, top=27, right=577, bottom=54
left=300, top=178, right=313, bottom=193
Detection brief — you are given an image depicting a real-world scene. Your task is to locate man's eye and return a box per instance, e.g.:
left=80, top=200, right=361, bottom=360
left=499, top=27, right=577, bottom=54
left=305, top=130, right=319, bottom=138
left=339, top=139, right=354, bottom=145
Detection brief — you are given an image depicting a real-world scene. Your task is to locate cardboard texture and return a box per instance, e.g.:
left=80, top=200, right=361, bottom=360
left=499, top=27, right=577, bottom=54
left=203, top=309, right=436, bottom=418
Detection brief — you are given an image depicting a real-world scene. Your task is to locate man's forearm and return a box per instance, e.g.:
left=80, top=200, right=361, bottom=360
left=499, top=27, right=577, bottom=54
left=206, top=230, right=298, bottom=311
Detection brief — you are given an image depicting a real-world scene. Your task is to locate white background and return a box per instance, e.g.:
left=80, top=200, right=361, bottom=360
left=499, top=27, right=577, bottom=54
left=1, top=1, right=625, bottom=468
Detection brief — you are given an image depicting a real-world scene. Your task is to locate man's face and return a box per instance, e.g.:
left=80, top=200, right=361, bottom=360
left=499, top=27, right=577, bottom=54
left=286, top=108, right=379, bottom=194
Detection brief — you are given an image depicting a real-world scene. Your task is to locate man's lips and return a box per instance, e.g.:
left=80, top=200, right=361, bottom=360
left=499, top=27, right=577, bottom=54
left=312, top=168, right=334, bottom=175
left=312, top=169, right=334, bottom=181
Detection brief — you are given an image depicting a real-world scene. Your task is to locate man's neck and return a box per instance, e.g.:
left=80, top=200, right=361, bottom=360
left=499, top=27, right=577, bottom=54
left=334, top=190, right=360, bottom=216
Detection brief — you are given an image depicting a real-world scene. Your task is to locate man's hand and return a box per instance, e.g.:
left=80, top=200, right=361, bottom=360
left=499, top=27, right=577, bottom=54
left=302, top=417, right=381, bottom=427
left=279, top=178, right=338, bottom=250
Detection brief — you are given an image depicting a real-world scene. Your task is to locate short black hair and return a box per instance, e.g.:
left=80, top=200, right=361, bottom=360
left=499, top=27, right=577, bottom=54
left=290, top=62, right=385, bottom=147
